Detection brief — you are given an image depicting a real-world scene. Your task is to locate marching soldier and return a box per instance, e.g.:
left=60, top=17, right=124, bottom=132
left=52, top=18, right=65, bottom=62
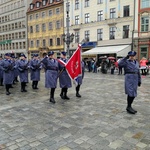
left=75, top=60, right=85, bottom=97
left=58, top=51, right=72, bottom=100
left=118, top=51, right=141, bottom=114
left=30, top=54, right=42, bottom=89
left=17, top=53, right=29, bottom=92
left=0, top=53, right=14, bottom=95
left=41, top=51, right=58, bottom=104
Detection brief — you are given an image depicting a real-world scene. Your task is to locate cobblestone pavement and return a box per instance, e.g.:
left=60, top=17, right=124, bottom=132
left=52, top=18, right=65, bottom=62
left=0, top=71, right=150, bottom=150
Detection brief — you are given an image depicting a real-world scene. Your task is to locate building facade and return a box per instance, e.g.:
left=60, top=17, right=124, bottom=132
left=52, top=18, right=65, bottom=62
left=27, top=0, right=64, bottom=59
left=0, top=0, right=32, bottom=57
left=64, top=0, right=137, bottom=57
left=134, top=0, right=150, bottom=60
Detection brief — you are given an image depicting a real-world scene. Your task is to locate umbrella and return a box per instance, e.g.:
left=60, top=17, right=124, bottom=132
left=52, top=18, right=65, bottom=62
left=108, top=57, right=116, bottom=60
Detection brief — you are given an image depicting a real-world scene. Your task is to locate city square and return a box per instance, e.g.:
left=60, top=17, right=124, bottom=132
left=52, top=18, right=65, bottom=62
left=0, top=72, right=150, bottom=150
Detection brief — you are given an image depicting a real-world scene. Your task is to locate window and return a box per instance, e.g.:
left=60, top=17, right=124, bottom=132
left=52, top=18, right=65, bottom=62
left=75, top=0, right=79, bottom=10
left=110, top=8, right=116, bottom=19
left=140, top=47, right=148, bottom=58
left=57, top=38, right=60, bottom=45
left=49, top=22, right=53, bottom=30
left=110, top=0, right=115, bottom=1
left=43, top=0, right=46, bottom=5
left=42, top=12, right=45, bottom=18
left=56, top=8, right=60, bottom=14
left=36, top=25, right=39, bottom=32
left=97, top=10, right=103, bottom=21
left=141, top=0, right=150, bottom=8
left=109, top=27, right=115, bottom=39
left=36, top=40, right=39, bottom=47
left=36, top=2, right=40, bottom=7
left=98, top=0, right=103, bottom=4
left=75, top=15, right=79, bottom=25
left=123, top=25, right=129, bottom=38
left=49, top=39, right=53, bottom=46
left=30, top=4, right=33, bottom=9
left=85, top=30, right=90, bottom=41
left=123, top=5, right=129, bottom=17
left=50, top=0, right=53, bottom=3
left=36, top=13, right=39, bottom=19
left=42, top=23, right=46, bottom=31
left=75, top=31, right=80, bottom=43
left=30, top=26, right=33, bottom=33
left=31, top=41, right=34, bottom=47
left=29, top=15, right=32, bottom=20
left=85, top=13, right=90, bottom=23
left=66, top=2, right=70, bottom=12
left=56, top=20, right=60, bottom=29
left=141, top=16, right=149, bottom=32
left=49, top=10, right=53, bottom=16
left=85, top=0, right=89, bottom=7
left=43, top=39, right=46, bottom=47
left=97, top=29, right=103, bottom=41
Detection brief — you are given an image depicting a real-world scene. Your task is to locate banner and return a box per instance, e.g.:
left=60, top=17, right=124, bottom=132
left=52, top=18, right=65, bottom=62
left=65, top=45, right=82, bottom=85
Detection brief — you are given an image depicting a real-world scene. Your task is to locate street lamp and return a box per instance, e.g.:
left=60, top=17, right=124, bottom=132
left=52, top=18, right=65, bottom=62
left=131, top=0, right=136, bottom=51
left=62, top=0, right=74, bottom=57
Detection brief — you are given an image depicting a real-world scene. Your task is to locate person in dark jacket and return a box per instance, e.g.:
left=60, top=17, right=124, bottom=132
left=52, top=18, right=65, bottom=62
left=0, top=56, right=4, bottom=86
left=58, top=51, right=72, bottom=100
left=118, top=51, right=141, bottom=114
left=0, top=53, right=14, bottom=95
left=75, top=60, right=85, bottom=97
left=41, top=51, right=58, bottom=104
left=17, top=54, right=29, bottom=92
left=30, top=54, right=42, bottom=89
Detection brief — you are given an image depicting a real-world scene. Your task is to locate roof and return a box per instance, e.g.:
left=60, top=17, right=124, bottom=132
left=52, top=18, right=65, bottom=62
left=82, top=45, right=131, bottom=57
left=27, top=0, right=63, bottom=13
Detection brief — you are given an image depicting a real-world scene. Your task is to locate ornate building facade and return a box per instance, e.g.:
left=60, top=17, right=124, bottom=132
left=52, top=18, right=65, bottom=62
left=27, top=0, right=64, bottom=59
left=64, top=0, right=137, bottom=57
left=134, top=0, right=150, bottom=60
left=0, top=0, right=32, bottom=57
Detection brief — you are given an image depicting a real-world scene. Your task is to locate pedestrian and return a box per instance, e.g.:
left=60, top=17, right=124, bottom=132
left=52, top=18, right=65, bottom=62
left=140, top=57, right=148, bottom=76
left=58, top=51, right=72, bottom=100
left=118, top=51, right=141, bottom=114
left=75, top=60, right=85, bottom=97
left=30, top=54, right=42, bottom=89
left=0, top=56, right=4, bottom=86
left=17, top=54, right=29, bottom=92
left=41, top=51, right=58, bottom=104
left=0, top=53, right=14, bottom=95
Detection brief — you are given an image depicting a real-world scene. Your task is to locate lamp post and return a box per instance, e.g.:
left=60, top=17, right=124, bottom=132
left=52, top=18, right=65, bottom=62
left=131, top=0, right=136, bottom=51
left=62, top=0, right=74, bottom=57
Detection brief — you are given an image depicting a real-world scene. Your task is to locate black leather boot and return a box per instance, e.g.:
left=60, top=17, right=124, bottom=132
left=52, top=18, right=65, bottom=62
left=60, top=88, right=65, bottom=99
left=50, top=88, right=56, bottom=103
left=76, top=85, right=81, bottom=97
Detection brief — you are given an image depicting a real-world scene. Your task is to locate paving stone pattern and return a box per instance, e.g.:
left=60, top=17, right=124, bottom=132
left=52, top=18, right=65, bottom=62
left=0, top=72, right=150, bottom=150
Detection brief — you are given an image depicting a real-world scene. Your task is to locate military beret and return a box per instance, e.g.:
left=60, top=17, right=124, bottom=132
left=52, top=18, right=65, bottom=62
left=20, top=53, right=25, bottom=57
left=5, top=53, right=11, bottom=57
left=33, top=54, right=39, bottom=57
left=48, top=51, right=54, bottom=56
left=128, top=51, right=137, bottom=56
left=61, top=51, right=67, bottom=56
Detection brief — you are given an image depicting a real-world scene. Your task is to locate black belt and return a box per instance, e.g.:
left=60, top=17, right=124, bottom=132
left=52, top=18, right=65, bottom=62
left=126, top=72, right=138, bottom=74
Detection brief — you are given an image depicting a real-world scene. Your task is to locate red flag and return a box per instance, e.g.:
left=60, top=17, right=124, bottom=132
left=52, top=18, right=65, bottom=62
left=65, top=46, right=82, bottom=82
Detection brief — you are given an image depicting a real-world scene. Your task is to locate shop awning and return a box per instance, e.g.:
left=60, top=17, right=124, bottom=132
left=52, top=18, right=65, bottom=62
left=82, top=45, right=131, bottom=57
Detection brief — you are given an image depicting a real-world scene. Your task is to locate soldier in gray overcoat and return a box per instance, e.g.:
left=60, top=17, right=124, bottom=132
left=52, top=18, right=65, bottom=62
left=41, top=51, right=58, bottom=104
left=58, top=51, right=72, bottom=100
left=17, top=54, right=29, bottom=92
left=75, top=60, right=85, bottom=97
left=30, top=54, right=42, bottom=89
left=0, top=53, right=14, bottom=95
left=118, top=51, right=141, bottom=114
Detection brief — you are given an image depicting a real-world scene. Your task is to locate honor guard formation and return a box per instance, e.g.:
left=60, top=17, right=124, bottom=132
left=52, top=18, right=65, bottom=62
left=0, top=51, right=84, bottom=104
